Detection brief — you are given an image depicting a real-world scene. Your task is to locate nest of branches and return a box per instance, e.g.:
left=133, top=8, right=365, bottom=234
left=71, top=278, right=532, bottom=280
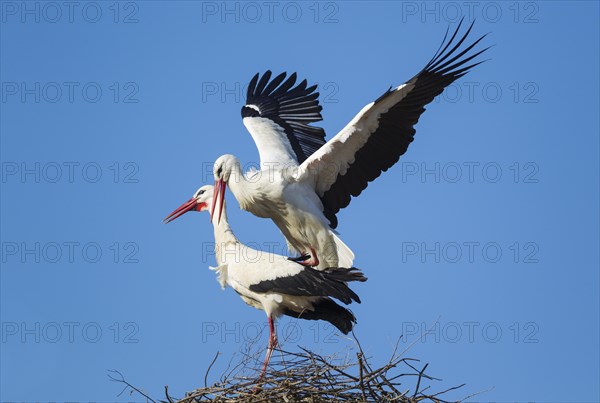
left=111, top=335, right=482, bottom=403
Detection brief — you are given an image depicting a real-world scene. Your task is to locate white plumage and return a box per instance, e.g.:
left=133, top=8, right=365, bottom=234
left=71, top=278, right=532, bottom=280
left=164, top=185, right=365, bottom=380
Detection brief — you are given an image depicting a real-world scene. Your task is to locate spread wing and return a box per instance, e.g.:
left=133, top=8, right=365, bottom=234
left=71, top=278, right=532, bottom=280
left=299, top=19, right=490, bottom=228
left=241, top=71, right=327, bottom=166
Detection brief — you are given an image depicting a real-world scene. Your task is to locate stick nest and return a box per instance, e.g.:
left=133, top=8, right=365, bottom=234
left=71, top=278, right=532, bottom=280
left=110, top=336, right=483, bottom=402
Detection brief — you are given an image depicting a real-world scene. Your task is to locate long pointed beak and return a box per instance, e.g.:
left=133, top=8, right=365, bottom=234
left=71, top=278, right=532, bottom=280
left=210, top=179, right=226, bottom=224
left=163, top=198, right=198, bottom=224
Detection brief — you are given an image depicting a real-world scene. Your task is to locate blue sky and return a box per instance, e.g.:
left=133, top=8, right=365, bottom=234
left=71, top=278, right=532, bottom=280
left=1, top=1, right=598, bottom=401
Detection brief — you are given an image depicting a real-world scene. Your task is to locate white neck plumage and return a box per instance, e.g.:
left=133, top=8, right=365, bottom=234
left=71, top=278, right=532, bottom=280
left=210, top=199, right=239, bottom=266
left=225, top=163, right=255, bottom=211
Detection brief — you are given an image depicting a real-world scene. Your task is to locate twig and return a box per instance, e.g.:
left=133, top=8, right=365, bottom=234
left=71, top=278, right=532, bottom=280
left=357, top=352, right=367, bottom=402
left=413, top=363, right=429, bottom=399
left=108, top=369, right=157, bottom=403
left=204, top=351, right=220, bottom=388
left=163, top=385, right=175, bottom=403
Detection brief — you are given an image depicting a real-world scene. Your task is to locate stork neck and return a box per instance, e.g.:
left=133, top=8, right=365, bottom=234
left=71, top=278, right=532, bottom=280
left=210, top=203, right=238, bottom=266
left=226, top=161, right=254, bottom=204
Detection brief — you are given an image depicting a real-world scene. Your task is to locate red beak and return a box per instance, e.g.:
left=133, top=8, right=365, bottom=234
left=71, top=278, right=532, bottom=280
left=163, top=198, right=205, bottom=223
left=210, top=179, right=226, bottom=224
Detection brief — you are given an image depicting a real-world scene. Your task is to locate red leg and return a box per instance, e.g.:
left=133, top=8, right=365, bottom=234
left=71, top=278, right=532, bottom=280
left=257, top=316, right=278, bottom=384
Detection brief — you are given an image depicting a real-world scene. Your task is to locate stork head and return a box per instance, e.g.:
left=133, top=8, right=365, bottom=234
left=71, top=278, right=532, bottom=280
left=213, top=154, right=239, bottom=183
left=163, top=185, right=213, bottom=224
left=212, top=154, right=239, bottom=224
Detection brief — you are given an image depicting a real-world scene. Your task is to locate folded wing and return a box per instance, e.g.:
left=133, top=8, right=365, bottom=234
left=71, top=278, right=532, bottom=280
left=249, top=267, right=366, bottom=305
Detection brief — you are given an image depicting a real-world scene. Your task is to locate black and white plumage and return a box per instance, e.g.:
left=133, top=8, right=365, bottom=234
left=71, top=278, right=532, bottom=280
left=164, top=185, right=366, bottom=379
left=242, top=71, right=326, bottom=165
left=212, top=19, right=489, bottom=268
left=303, top=20, right=490, bottom=228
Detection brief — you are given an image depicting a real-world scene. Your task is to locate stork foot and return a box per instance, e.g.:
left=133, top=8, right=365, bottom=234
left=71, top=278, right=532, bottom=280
left=288, top=254, right=311, bottom=263
left=296, top=247, right=319, bottom=267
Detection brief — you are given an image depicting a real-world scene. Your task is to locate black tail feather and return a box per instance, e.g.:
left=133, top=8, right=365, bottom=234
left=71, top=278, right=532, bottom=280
left=284, top=298, right=357, bottom=335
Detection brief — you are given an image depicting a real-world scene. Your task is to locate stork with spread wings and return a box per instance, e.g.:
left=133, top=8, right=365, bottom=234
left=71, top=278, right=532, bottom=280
left=209, top=19, right=489, bottom=269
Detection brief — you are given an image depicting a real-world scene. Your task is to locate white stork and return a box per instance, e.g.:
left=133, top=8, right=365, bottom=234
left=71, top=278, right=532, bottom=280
left=212, top=19, right=490, bottom=269
left=164, top=185, right=366, bottom=380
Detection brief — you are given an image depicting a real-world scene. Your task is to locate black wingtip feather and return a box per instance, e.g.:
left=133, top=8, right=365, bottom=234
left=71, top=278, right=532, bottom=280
left=254, top=71, right=272, bottom=95
left=426, top=20, right=490, bottom=77
left=247, top=72, right=260, bottom=98
left=263, top=72, right=287, bottom=95
left=427, top=17, right=466, bottom=69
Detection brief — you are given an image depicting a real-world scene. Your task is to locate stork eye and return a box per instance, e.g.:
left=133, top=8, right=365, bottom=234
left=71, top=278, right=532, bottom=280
left=197, top=190, right=205, bottom=196
left=217, top=167, right=222, bottom=175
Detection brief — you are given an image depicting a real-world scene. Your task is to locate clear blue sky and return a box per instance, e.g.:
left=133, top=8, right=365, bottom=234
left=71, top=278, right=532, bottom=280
left=1, top=1, right=598, bottom=401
